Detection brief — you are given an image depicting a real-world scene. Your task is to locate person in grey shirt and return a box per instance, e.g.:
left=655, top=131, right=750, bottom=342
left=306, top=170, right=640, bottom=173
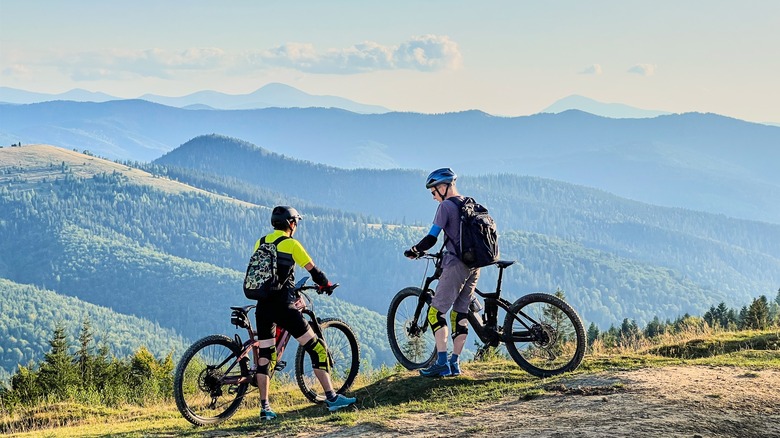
left=404, top=168, right=480, bottom=377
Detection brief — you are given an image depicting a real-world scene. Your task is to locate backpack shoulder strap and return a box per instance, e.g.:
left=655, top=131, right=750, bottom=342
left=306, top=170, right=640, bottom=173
left=271, top=235, right=290, bottom=246
left=445, top=196, right=467, bottom=210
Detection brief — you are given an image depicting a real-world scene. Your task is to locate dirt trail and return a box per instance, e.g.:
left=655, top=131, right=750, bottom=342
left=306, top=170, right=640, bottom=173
left=287, top=366, right=780, bottom=438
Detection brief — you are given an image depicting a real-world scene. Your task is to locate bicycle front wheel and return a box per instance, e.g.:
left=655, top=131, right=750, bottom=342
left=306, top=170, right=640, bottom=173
left=503, top=293, right=586, bottom=377
left=174, top=334, right=249, bottom=426
left=295, top=318, right=360, bottom=403
left=386, top=287, right=436, bottom=370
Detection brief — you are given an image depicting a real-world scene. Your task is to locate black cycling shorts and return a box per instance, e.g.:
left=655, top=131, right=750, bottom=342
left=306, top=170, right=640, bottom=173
left=254, top=289, right=310, bottom=340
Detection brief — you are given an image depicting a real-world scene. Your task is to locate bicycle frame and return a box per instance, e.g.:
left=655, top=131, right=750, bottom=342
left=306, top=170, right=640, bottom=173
left=220, top=284, right=324, bottom=388
left=412, top=252, right=530, bottom=348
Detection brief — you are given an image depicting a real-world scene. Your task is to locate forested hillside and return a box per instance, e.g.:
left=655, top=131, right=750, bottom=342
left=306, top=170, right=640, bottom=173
left=2, top=143, right=778, bottom=379
left=0, top=278, right=186, bottom=382
left=154, top=135, right=780, bottom=309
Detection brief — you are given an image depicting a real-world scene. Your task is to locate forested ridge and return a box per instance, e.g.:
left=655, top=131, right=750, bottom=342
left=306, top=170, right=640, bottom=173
left=1, top=141, right=778, bottom=381
left=0, top=278, right=186, bottom=383
left=154, top=135, right=780, bottom=304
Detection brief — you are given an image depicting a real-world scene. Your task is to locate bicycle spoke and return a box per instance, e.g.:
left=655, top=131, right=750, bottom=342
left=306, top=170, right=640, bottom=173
left=387, top=288, right=437, bottom=369
left=174, top=335, right=249, bottom=426
left=503, top=293, right=585, bottom=377
left=296, top=318, right=360, bottom=403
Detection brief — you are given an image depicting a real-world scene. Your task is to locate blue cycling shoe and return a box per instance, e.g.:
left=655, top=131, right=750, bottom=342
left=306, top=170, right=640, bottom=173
left=325, top=394, right=357, bottom=412
left=419, top=362, right=451, bottom=377
left=449, top=360, right=461, bottom=377
left=259, top=408, right=277, bottom=421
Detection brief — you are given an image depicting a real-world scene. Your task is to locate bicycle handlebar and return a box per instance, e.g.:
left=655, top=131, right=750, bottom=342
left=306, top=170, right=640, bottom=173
left=293, top=277, right=340, bottom=294
left=406, top=251, right=441, bottom=260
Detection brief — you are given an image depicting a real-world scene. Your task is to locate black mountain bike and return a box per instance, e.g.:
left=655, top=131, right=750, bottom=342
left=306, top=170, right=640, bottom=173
left=387, top=252, right=585, bottom=377
left=174, top=277, right=360, bottom=426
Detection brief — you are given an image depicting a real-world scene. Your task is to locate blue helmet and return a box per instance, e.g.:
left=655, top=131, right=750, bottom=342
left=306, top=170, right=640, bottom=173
left=425, top=168, right=457, bottom=188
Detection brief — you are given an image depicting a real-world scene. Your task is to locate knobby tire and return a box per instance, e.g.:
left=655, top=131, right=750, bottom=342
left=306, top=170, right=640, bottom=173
left=386, top=287, right=437, bottom=370
left=503, top=293, right=586, bottom=377
left=295, top=318, right=360, bottom=403
left=174, top=334, right=249, bottom=426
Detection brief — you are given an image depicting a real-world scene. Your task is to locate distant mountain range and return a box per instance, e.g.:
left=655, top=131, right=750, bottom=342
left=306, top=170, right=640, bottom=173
left=2, top=100, right=778, bottom=224
left=541, top=95, right=671, bottom=119
left=0, top=83, right=391, bottom=114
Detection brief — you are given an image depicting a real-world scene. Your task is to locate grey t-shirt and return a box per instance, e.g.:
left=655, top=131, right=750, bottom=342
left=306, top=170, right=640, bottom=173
left=433, top=196, right=465, bottom=266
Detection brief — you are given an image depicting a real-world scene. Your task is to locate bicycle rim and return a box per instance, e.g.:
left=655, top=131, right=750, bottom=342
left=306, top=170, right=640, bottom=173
left=386, top=287, right=436, bottom=370
left=503, top=293, right=586, bottom=377
left=295, top=318, right=360, bottom=403
left=174, top=335, right=249, bottom=426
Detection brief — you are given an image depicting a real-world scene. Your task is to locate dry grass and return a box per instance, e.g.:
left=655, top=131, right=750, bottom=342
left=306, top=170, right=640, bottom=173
left=3, top=329, right=779, bottom=437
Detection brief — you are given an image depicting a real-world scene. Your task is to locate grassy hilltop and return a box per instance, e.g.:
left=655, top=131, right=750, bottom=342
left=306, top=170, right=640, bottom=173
left=3, top=329, right=779, bottom=437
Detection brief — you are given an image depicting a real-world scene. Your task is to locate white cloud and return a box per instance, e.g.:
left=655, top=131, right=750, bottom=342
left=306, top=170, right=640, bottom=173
left=1, top=64, right=31, bottom=77
left=56, top=48, right=228, bottom=81
left=578, top=64, right=603, bottom=75
left=249, top=35, right=462, bottom=74
left=627, top=63, right=657, bottom=76
left=23, top=36, right=461, bottom=82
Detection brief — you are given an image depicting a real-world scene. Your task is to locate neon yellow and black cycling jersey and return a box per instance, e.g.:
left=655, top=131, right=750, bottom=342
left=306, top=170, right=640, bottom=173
left=253, top=229, right=313, bottom=291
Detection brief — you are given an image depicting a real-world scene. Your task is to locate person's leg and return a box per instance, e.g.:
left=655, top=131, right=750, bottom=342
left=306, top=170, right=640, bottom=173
left=255, top=338, right=277, bottom=420
left=296, top=328, right=334, bottom=393
left=254, top=301, right=278, bottom=420
left=285, top=302, right=356, bottom=410
left=421, top=261, right=470, bottom=377
left=449, top=267, right=480, bottom=376
left=296, top=328, right=356, bottom=411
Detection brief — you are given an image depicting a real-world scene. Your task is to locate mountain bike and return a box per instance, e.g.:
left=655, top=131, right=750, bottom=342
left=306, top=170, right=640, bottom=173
left=387, top=251, right=585, bottom=377
left=174, top=277, right=360, bottom=426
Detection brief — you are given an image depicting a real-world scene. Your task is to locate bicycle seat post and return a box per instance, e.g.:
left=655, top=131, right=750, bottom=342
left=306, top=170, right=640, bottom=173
left=496, top=264, right=505, bottom=296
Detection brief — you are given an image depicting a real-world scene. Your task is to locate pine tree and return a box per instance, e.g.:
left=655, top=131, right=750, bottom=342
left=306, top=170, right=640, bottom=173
left=644, top=316, right=665, bottom=338
left=745, top=296, right=770, bottom=330
left=76, top=318, right=94, bottom=388
left=586, top=322, right=600, bottom=347
left=37, top=323, right=77, bottom=399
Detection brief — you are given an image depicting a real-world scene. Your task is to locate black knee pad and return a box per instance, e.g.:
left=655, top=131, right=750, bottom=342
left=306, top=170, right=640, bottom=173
left=257, top=345, right=276, bottom=375
left=450, top=311, right=469, bottom=339
left=427, top=306, right=447, bottom=333
left=302, top=336, right=330, bottom=372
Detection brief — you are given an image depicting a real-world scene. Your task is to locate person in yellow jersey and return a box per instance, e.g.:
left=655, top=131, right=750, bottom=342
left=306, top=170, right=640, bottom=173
left=252, top=206, right=356, bottom=421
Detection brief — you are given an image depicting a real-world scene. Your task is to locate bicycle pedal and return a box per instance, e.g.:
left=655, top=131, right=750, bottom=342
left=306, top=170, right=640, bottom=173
left=274, top=360, right=287, bottom=371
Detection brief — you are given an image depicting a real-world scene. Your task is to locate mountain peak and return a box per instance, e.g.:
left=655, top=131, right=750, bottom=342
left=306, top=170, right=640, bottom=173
left=541, top=95, right=671, bottom=119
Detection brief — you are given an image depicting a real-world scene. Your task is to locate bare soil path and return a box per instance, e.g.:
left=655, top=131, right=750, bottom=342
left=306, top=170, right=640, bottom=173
left=281, top=366, right=780, bottom=438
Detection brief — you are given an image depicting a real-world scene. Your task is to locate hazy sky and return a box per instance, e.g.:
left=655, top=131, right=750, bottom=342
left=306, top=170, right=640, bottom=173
left=1, top=1, right=779, bottom=123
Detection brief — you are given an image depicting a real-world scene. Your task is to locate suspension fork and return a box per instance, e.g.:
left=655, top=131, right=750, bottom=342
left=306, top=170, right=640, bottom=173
left=410, top=269, right=438, bottom=331
left=411, top=287, right=435, bottom=336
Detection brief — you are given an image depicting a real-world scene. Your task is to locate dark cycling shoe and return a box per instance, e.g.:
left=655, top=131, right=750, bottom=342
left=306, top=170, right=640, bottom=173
left=259, top=408, right=277, bottom=421
left=419, top=362, right=451, bottom=377
left=449, top=360, right=461, bottom=377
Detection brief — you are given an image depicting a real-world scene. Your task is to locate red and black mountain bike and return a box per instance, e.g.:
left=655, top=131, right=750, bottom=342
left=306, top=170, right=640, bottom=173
left=174, top=277, right=360, bottom=426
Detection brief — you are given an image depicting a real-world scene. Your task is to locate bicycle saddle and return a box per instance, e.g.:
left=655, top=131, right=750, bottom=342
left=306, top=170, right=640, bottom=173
left=495, top=260, right=515, bottom=268
left=230, top=304, right=256, bottom=313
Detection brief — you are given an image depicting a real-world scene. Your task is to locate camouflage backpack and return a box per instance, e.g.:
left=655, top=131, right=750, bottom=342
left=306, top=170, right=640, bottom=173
left=243, top=235, right=289, bottom=299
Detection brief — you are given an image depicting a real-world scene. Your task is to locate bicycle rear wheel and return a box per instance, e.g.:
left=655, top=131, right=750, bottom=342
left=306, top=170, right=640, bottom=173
left=174, top=334, right=249, bottom=426
left=295, top=318, right=360, bottom=403
left=386, top=287, right=436, bottom=370
left=503, top=293, right=586, bottom=377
